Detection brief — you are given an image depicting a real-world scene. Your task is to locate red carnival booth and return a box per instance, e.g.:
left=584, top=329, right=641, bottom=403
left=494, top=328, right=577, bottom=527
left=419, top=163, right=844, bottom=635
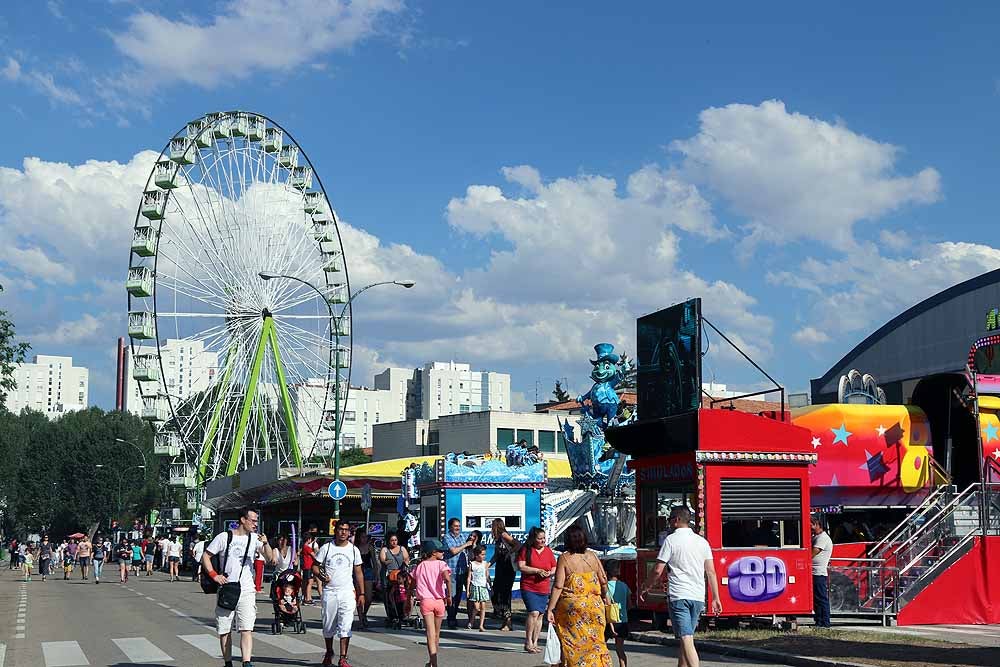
left=608, top=407, right=816, bottom=619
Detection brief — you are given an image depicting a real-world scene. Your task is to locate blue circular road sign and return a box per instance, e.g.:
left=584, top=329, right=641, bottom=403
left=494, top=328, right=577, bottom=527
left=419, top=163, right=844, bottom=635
left=328, top=480, right=348, bottom=501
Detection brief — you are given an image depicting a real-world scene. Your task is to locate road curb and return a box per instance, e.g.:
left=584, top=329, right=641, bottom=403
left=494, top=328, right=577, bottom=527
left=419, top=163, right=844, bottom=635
left=629, top=631, right=875, bottom=667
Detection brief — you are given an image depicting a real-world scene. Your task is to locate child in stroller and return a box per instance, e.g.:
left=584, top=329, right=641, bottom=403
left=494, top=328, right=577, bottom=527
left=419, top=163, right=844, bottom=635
left=383, top=562, right=412, bottom=629
left=269, top=569, right=307, bottom=634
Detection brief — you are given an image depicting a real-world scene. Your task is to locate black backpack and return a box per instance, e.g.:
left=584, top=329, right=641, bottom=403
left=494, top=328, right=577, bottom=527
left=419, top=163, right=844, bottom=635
left=200, top=531, right=233, bottom=594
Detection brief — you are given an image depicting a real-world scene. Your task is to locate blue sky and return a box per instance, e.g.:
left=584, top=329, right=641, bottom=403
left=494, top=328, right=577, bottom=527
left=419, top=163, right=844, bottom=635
left=1, top=1, right=998, bottom=409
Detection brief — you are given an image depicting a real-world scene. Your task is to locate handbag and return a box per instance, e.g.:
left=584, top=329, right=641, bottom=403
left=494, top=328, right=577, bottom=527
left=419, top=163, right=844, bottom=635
left=542, top=621, right=561, bottom=665
left=200, top=531, right=232, bottom=594
left=605, top=601, right=621, bottom=624
left=216, top=533, right=251, bottom=610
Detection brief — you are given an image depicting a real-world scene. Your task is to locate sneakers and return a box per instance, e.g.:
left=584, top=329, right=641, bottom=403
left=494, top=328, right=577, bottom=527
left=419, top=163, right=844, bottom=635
left=338, top=658, right=352, bottom=667
left=322, top=654, right=333, bottom=667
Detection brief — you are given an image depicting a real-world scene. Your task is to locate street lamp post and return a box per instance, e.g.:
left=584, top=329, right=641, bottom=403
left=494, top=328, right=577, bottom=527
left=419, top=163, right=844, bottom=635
left=95, top=464, right=147, bottom=521
left=258, top=271, right=415, bottom=518
left=114, top=437, right=149, bottom=469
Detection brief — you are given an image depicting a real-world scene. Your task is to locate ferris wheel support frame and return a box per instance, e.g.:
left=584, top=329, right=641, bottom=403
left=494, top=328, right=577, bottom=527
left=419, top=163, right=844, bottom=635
left=227, top=315, right=302, bottom=476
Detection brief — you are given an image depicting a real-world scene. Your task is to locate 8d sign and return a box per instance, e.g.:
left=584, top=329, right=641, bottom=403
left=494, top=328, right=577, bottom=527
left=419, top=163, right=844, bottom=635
left=726, top=556, right=787, bottom=602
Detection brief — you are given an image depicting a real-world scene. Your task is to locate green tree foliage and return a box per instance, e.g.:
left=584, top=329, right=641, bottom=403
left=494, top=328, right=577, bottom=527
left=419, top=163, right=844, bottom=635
left=0, top=283, right=30, bottom=404
left=0, top=407, right=159, bottom=539
left=552, top=380, right=571, bottom=402
left=339, top=447, right=372, bottom=468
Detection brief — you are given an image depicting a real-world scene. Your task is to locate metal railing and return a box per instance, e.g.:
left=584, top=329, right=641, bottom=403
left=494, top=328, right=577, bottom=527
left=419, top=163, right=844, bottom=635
left=828, top=558, right=898, bottom=622
left=868, top=483, right=953, bottom=560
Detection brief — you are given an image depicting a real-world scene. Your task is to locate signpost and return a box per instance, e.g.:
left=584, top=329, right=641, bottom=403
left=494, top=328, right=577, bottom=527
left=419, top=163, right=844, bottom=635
left=328, top=480, right=348, bottom=501
left=361, top=483, right=372, bottom=539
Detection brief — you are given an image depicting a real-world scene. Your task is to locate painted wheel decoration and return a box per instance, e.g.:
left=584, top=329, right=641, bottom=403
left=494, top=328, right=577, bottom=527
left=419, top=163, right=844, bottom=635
left=126, top=111, right=350, bottom=505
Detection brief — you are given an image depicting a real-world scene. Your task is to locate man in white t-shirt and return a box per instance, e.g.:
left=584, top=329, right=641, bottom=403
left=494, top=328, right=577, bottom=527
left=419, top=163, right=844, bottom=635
left=202, top=508, right=275, bottom=667
left=640, top=507, right=722, bottom=667
left=811, top=514, right=833, bottom=628
left=192, top=536, right=207, bottom=582
left=313, top=520, right=364, bottom=667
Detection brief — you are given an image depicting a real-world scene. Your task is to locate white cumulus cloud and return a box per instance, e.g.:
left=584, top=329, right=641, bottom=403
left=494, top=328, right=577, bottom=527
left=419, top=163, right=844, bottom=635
left=110, top=0, right=405, bottom=88
left=672, top=100, right=941, bottom=252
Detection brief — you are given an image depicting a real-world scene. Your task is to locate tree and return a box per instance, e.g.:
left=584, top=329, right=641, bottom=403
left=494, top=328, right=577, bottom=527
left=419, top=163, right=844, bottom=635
left=0, top=406, right=158, bottom=537
left=339, top=447, right=372, bottom=468
left=552, top=380, right=570, bottom=402
left=0, top=283, right=30, bottom=405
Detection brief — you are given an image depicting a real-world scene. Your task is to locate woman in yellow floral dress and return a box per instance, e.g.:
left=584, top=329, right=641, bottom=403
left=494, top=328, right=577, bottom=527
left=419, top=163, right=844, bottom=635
left=546, top=525, right=614, bottom=667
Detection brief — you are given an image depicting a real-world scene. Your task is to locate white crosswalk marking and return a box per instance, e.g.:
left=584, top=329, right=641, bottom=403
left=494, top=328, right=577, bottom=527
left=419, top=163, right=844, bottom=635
left=254, top=633, right=325, bottom=654
left=0, top=642, right=6, bottom=667
left=177, top=634, right=223, bottom=658
left=112, top=637, right=173, bottom=663
left=347, top=634, right=407, bottom=652
left=41, top=641, right=90, bottom=667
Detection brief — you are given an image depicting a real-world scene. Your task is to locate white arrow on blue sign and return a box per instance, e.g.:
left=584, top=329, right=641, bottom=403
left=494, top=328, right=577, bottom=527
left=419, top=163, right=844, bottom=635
left=328, top=480, right=348, bottom=501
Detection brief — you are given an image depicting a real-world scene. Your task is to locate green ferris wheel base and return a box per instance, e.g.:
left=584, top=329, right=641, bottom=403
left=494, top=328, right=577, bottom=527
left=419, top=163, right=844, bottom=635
left=198, top=314, right=303, bottom=479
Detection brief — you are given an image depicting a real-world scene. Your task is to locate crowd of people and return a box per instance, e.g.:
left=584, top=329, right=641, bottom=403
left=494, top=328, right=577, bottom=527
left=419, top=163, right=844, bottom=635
left=8, top=532, right=194, bottom=584
left=7, top=505, right=757, bottom=667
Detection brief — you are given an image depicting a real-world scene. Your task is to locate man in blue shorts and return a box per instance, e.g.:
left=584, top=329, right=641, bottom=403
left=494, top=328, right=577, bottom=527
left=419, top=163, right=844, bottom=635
left=639, top=507, right=722, bottom=667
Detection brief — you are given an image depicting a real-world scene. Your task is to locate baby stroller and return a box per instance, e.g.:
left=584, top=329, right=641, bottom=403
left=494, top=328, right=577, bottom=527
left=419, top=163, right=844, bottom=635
left=383, top=566, right=412, bottom=630
left=269, top=569, right=306, bottom=634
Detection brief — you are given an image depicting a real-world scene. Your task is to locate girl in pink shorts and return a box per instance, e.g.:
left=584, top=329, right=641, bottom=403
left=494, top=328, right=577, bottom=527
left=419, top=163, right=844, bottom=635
left=412, top=541, right=452, bottom=667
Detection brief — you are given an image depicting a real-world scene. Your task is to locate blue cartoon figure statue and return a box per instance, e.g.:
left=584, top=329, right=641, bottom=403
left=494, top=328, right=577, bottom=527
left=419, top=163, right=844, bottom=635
left=577, top=343, right=629, bottom=427
left=559, top=342, right=636, bottom=496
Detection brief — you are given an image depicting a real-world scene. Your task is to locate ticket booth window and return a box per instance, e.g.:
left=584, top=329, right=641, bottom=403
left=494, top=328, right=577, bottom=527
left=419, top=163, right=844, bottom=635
left=640, top=484, right=696, bottom=548
left=720, top=478, right=802, bottom=549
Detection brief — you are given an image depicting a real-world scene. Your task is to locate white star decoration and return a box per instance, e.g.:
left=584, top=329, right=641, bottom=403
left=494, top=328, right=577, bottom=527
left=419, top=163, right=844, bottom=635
left=811, top=437, right=821, bottom=449
left=876, top=425, right=887, bottom=437
left=993, top=449, right=1000, bottom=460
left=790, top=596, right=797, bottom=604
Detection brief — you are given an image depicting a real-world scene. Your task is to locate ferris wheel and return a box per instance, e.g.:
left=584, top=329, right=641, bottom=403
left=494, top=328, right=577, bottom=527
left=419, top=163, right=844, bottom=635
left=126, top=111, right=351, bottom=502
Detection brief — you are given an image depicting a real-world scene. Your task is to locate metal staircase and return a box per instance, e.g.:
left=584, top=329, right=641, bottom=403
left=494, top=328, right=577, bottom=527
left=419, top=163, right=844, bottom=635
left=831, top=481, right=1000, bottom=622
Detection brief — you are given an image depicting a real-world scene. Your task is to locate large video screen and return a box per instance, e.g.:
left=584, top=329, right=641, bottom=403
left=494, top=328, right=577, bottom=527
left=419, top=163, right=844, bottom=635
left=637, top=298, right=702, bottom=420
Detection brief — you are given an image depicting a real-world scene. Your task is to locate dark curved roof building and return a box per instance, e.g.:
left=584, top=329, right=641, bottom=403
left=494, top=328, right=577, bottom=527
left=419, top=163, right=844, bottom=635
left=810, top=268, right=1000, bottom=486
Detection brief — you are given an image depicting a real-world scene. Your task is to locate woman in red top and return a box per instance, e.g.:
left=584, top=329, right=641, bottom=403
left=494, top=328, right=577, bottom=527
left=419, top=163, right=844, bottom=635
left=517, top=527, right=556, bottom=654
left=301, top=534, right=320, bottom=606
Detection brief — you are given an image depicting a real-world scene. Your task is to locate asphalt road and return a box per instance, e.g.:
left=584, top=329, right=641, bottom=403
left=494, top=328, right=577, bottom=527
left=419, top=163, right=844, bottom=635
left=0, top=566, right=780, bottom=667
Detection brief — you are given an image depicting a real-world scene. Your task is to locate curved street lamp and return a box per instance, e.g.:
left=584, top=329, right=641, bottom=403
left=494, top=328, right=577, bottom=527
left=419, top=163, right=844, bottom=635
left=258, top=271, right=415, bottom=517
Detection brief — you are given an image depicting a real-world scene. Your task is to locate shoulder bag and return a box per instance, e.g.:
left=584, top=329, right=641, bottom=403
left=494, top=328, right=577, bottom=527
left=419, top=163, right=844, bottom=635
left=200, top=531, right=233, bottom=595
left=216, top=534, right=252, bottom=610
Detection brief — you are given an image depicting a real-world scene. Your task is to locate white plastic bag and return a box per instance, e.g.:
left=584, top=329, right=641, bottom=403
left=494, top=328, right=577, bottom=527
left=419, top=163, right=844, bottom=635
left=543, top=622, right=561, bottom=666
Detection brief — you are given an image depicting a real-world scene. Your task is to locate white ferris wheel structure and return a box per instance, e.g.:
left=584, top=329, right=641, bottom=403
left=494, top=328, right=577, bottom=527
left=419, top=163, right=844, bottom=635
left=126, top=111, right=351, bottom=510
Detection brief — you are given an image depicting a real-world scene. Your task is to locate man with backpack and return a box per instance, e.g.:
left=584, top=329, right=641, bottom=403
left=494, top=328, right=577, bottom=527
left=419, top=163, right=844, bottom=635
left=201, top=508, right=275, bottom=667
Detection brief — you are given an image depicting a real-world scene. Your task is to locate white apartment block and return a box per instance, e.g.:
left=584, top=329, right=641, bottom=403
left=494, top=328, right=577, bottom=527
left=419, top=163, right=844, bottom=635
left=292, top=379, right=405, bottom=456
left=125, top=339, right=218, bottom=415
left=372, top=410, right=569, bottom=462
left=411, top=362, right=511, bottom=420
left=4, top=354, right=89, bottom=419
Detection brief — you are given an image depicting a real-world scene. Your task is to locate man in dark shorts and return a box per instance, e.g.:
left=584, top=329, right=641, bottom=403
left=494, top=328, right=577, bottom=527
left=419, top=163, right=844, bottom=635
left=77, top=536, right=93, bottom=580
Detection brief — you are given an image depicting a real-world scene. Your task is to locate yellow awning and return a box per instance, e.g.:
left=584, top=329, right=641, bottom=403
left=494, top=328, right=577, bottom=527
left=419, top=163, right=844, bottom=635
left=339, top=455, right=572, bottom=480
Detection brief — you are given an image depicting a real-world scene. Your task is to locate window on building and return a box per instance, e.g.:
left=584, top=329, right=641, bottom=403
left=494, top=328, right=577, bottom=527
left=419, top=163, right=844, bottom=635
left=538, top=430, right=556, bottom=452
left=344, top=411, right=356, bottom=421
left=460, top=404, right=470, bottom=413
left=497, top=428, right=515, bottom=447
left=720, top=478, right=803, bottom=549
left=428, top=430, right=440, bottom=444
left=342, top=436, right=356, bottom=446
left=516, top=430, right=534, bottom=446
